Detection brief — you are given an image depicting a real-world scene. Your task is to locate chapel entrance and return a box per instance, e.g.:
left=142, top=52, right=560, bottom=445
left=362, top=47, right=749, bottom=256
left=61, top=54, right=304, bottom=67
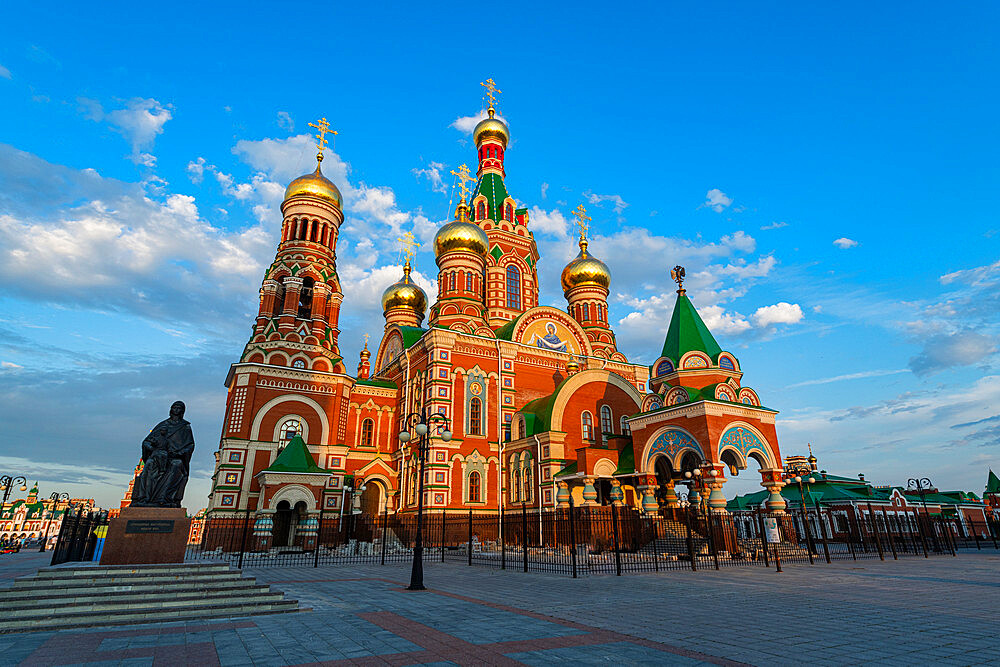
left=360, top=482, right=383, bottom=516
left=272, top=501, right=294, bottom=547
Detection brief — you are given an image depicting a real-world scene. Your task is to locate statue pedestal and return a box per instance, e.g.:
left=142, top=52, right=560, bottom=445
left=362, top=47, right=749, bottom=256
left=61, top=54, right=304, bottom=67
left=100, top=507, right=191, bottom=566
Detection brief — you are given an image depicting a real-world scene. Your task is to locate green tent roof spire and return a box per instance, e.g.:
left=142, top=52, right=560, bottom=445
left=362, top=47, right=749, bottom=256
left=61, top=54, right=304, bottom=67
left=659, top=289, right=723, bottom=364
left=265, top=435, right=329, bottom=474
left=987, top=469, right=1000, bottom=494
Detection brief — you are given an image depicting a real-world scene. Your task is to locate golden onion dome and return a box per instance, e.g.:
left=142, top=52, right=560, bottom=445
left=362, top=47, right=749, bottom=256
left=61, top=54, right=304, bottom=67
left=433, top=218, right=489, bottom=259
left=473, top=107, right=510, bottom=148
left=561, top=238, right=611, bottom=293
left=284, top=159, right=343, bottom=208
left=381, top=262, right=427, bottom=314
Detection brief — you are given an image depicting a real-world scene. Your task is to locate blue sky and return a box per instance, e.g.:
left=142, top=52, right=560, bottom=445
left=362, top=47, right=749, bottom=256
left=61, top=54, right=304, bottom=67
left=1, top=2, right=998, bottom=507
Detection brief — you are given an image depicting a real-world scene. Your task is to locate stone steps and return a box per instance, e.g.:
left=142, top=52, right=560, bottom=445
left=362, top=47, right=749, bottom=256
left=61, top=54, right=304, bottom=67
left=0, top=563, right=301, bottom=633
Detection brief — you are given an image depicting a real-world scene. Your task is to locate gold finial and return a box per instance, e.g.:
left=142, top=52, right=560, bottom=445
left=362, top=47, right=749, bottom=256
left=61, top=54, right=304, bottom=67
left=670, top=265, right=686, bottom=295
left=480, top=78, right=502, bottom=115
left=307, top=117, right=337, bottom=162
left=450, top=163, right=476, bottom=203
left=571, top=204, right=592, bottom=252
left=398, top=231, right=420, bottom=268
left=364, top=332, right=370, bottom=347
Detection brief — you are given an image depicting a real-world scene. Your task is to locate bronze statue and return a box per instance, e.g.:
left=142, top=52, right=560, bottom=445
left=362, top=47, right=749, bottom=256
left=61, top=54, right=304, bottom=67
left=132, top=401, right=195, bottom=508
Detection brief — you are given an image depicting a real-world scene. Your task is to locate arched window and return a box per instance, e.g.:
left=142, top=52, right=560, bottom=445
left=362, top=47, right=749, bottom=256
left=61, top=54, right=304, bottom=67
left=506, top=265, right=521, bottom=309
left=449, top=272, right=456, bottom=291
left=523, top=467, right=532, bottom=502
left=298, top=277, right=314, bottom=319
left=360, top=418, right=374, bottom=447
left=505, top=204, right=513, bottom=222
left=408, top=469, right=417, bottom=504
left=513, top=465, right=521, bottom=501
left=600, top=406, right=613, bottom=442
left=468, top=471, right=481, bottom=503
left=272, top=281, right=286, bottom=318
left=581, top=411, right=593, bottom=440
left=517, top=418, right=524, bottom=440
left=465, top=272, right=473, bottom=291
left=477, top=202, right=486, bottom=220
left=279, top=419, right=301, bottom=445
left=469, top=397, right=482, bottom=436
left=620, top=416, right=631, bottom=436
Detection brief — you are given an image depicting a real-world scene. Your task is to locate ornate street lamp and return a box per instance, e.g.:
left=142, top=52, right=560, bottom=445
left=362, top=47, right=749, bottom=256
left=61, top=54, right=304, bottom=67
left=783, top=461, right=817, bottom=564
left=398, top=410, right=452, bottom=590
left=39, top=492, right=70, bottom=552
left=0, top=475, right=28, bottom=506
left=907, top=477, right=938, bottom=555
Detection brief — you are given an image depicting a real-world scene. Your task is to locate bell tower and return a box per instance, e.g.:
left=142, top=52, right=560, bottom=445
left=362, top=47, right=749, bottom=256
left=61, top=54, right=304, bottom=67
left=467, top=80, right=540, bottom=328
left=562, top=205, right=618, bottom=358
left=243, top=117, right=346, bottom=373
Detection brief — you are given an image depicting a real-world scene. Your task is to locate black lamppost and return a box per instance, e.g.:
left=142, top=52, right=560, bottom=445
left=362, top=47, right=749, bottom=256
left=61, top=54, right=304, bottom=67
left=783, top=463, right=817, bottom=564
left=39, top=492, right=70, bottom=552
left=907, top=477, right=939, bottom=552
left=0, top=475, right=28, bottom=506
left=398, top=410, right=452, bottom=591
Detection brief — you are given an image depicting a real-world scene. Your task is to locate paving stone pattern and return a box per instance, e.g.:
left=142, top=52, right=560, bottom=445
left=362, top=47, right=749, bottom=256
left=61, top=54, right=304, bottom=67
left=0, top=550, right=998, bottom=665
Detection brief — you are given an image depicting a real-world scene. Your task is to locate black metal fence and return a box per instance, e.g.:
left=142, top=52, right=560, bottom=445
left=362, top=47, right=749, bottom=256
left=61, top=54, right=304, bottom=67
left=187, top=503, right=995, bottom=575
left=49, top=508, right=109, bottom=566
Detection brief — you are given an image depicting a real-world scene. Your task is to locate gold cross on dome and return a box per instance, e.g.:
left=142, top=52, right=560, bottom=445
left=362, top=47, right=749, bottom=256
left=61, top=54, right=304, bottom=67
left=308, top=117, right=337, bottom=155
left=571, top=204, right=591, bottom=239
left=363, top=333, right=370, bottom=347
left=398, top=231, right=420, bottom=263
left=450, top=163, right=476, bottom=202
left=480, top=78, right=502, bottom=109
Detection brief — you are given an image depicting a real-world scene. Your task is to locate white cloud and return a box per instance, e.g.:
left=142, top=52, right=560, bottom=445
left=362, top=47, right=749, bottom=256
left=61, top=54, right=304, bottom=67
left=940, top=258, right=1000, bottom=287
left=909, top=330, right=997, bottom=376
left=761, top=221, right=788, bottom=230
left=276, top=111, right=294, bottom=131
left=79, top=97, right=173, bottom=165
left=702, top=188, right=733, bottom=213
left=0, top=64, right=11, bottom=79
left=700, top=305, right=752, bottom=335
left=751, top=302, right=804, bottom=327
left=1, top=361, right=22, bottom=369
left=540, top=183, right=549, bottom=200
left=412, top=161, right=448, bottom=193
left=833, top=237, right=858, bottom=249
left=527, top=206, right=570, bottom=240
left=788, top=369, right=908, bottom=388
left=451, top=110, right=488, bottom=134
left=187, top=157, right=209, bottom=183
left=585, top=192, right=629, bottom=215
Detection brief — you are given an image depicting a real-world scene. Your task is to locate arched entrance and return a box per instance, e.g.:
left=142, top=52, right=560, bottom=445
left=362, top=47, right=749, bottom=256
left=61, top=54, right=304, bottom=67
left=360, top=482, right=383, bottom=516
left=272, top=500, right=294, bottom=547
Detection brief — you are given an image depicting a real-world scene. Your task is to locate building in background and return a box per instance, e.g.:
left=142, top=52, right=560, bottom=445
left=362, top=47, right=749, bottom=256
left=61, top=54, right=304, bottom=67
left=1, top=483, right=97, bottom=545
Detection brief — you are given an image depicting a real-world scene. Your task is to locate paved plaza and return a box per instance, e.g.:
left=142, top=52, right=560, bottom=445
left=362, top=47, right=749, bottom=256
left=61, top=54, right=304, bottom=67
left=0, top=550, right=998, bottom=666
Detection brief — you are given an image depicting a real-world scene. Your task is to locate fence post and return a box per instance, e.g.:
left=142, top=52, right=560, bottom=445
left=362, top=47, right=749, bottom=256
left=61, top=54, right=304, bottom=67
left=799, top=505, right=815, bottom=565
left=866, top=503, right=885, bottom=561
left=771, top=514, right=782, bottom=573
left=237, top=505, right=251, bottom=570
left=569, top=500, right=578, bottom=579
left=381, top=506, right=388, bottom=566
left=500, top=507, right=506, bottom=571
left=314, top=501, right=326, bottom=568
left=756, top=510, right=769, bottom=567
left=522, top=503, right=529, bottom=573
left=914, top=512, right=930, bottom=557
left=610, top=502, right=622, bottom=576
left=442, top=508, right=447, bottom=563
left=881, top=508, right=898, bottom=560
left=468, top=509, right=473, bottom=566
left=685, top=507, right=697, bottom=572
left=651, top=517, right=660, bottom=573
left=937, top=513, right=956, bottom=557
left=990, top=518, right=999, bottom=550
left=845, top=512, right=858, bottom=561
left=706, top=510, right=720, bottom=571
left=813, top=500, right=831, bottom=564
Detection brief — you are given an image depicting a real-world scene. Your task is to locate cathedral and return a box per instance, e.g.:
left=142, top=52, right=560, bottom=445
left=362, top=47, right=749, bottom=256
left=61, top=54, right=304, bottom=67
left=205, top=86, right=787, bottom=546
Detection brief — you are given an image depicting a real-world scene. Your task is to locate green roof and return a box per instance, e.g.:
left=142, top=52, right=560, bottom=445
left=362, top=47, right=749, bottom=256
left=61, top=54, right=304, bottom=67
left=264, top=435, right=330, bottom=474
left=398, top=326, right=427, bottom=349
left=987, top=469, right=1000, bottom=494
left=493, top=314, right=522, bottom=341
left=554, top=461, right=578, bottom=478
left=613, top=445, right=635, bottom=476
left=660, top=293, right=723, bottom=364
left=472, top=172, right=510, bottom=222
left=356, top=378, right=397, bottom=389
